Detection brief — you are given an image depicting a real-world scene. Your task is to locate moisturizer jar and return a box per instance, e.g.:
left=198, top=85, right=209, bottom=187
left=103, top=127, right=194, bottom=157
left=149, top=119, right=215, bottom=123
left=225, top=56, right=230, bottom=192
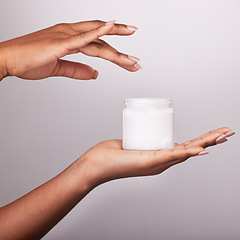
left=123, top=98, right=174, bottom=151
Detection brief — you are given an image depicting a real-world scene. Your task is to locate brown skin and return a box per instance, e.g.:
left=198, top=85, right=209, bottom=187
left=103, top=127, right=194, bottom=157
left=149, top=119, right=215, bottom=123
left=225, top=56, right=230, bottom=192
left=0, top=127, right=233, bottom=240
left=0, top=20, right=234, bottom=240
left=0, top=20, right=139, bottom=81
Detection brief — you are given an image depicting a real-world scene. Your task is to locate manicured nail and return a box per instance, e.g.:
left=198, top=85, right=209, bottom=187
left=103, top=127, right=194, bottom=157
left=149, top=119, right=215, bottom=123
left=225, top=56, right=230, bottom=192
left=216, top=138, right=228, bottom=144
left=224, top=131, right=235, bottom=138
left=92, top=70, right=99, bottom=79
left=128, top=55, right=140, bottom=62
left=105, top=20, right=116, bottom=26
left=215, top=135, right=227, bottom=144
left=127, top=25, right=138, bottom=31
left=198, top=150, right=209, bottom=156
left=134, top=63, right=143, bottom=70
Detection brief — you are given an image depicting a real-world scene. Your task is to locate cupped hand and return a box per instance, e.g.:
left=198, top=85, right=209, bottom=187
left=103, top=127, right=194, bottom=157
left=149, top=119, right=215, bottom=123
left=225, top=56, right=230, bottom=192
left=0, top=20, right=141, bottom=80
left=77, top=127, right=235, bottom=187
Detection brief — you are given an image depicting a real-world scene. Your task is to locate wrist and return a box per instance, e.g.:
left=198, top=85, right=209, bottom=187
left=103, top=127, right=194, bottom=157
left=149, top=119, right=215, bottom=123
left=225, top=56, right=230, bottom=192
left=71, top=155, right=102, bottom=191
left=65, top=156, right=97, bottom=196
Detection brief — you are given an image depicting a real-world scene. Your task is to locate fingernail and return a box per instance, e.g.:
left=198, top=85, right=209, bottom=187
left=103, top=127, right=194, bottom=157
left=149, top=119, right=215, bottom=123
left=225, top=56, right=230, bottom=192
left=128, top=55, right=140, bottom=62
left=215, top=135, right=227, bottom=144
left=198, top=150, right=209, bottom=156
left=92, top=70, right=99, bottom=79
left=127, top=25, right=138, bottom=31
left=224, top=130, right=235, bottom=138
left=216, top=138, right=228, bottom=144
left=134, top=63, right=143, bottom=70
left=105, top=20, right=116, bottom=26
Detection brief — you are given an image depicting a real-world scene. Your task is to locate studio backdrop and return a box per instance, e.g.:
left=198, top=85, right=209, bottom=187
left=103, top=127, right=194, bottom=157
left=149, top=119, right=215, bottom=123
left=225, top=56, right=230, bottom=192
left=0, top=0, right=239, bottom=239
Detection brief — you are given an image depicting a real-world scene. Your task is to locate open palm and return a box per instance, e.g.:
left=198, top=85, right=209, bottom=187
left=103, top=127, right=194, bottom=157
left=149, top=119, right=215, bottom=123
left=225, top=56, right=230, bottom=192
left=80, top=127, right=234, bottom=186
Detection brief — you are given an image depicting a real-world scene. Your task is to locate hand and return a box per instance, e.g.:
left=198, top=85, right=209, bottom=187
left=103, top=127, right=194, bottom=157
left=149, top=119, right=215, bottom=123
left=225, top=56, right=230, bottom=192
left=0, top=20, right=141, bottom=81
left=76, top=127, right=235, bottom=187
left=0, top=127, right=234, bottom=239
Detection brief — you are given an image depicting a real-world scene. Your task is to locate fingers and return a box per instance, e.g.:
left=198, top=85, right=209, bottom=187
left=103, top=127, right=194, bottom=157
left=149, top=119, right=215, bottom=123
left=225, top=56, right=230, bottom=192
left=51, top=59, right=98, bottom=80
left=159, top=147, right=207, bottom=173
left=69, top=20, right=138, bottom=36
left=79, top=39, right=141, bottom=72
left=119, top=63, right=142, bottom=72
left=181, top=127, right=234, bottom=148
left=57, top=20, right=141, bottom=72
left=63, top=22, right=116, bottom=51
left=194, top=127, right=231, bottom=142
left=136, top=146, right=205, bottom=176
left=155, top=146, right=205, bottom=164
left=137, top=126, right=235, bottom=175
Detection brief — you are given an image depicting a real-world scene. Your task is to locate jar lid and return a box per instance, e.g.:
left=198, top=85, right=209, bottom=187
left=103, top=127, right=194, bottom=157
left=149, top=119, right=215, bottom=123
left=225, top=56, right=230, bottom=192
left=125, top=98, right=171, bottom=103
left=125, top=98, right=172, bottom=108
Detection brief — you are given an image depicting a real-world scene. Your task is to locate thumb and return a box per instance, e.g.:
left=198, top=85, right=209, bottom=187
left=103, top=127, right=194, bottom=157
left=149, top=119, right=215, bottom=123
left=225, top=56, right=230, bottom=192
left=52, top=59, right=99, bottom=80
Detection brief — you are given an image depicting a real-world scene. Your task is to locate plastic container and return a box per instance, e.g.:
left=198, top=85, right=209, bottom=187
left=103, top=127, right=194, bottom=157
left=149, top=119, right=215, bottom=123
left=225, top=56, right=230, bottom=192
left=123, top=98, right=174, bottom=150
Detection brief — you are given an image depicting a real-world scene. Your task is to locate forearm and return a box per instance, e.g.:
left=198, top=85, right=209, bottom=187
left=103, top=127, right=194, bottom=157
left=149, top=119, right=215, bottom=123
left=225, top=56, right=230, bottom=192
left=0, top=157, right=93, bottom=240
left=0, top=43, right=8, bottom=81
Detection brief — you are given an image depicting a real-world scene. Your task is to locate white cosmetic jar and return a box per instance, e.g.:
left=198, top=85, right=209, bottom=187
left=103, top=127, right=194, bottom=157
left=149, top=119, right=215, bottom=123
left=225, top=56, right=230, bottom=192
left=123, top=98, right=174, bottom=151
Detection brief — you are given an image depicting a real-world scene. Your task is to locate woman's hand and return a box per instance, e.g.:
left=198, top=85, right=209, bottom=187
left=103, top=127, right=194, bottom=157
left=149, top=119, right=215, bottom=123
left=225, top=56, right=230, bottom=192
left=0, top=20, right=141, bottom=81
left=76, top=127, right=235, bottom=187
left=0, top=127, right=234, bottom=239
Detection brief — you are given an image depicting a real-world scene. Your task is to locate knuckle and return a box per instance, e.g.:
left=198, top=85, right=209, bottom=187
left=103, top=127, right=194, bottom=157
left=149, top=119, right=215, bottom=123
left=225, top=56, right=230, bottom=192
left=78, top=32, right=88, bottom=45
left=54, top=23, right=70, bottom=32
left=94, top=41, right=104, bottom=49
left=201, top=136, right=214, bottom=147
left=221, top=127, right=231, bottom=132
left=93, top=20, right=104, bottom=27
left=197, top=136, right=208, bottom=147
left=115, top=51, right=122, bottom=58
left=112, top=51, right=122, bottom=63
left=114, top=23, right=122, bottom=29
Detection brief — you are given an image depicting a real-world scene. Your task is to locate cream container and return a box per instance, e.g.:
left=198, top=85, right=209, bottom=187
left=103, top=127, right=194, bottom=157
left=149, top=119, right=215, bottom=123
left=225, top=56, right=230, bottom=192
left=123, top=98, right=174, bottom=151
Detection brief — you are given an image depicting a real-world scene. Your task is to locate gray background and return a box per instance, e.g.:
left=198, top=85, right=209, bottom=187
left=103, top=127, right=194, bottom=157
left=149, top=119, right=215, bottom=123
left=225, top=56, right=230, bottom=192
left=0, top=0, right=239, bottom=239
